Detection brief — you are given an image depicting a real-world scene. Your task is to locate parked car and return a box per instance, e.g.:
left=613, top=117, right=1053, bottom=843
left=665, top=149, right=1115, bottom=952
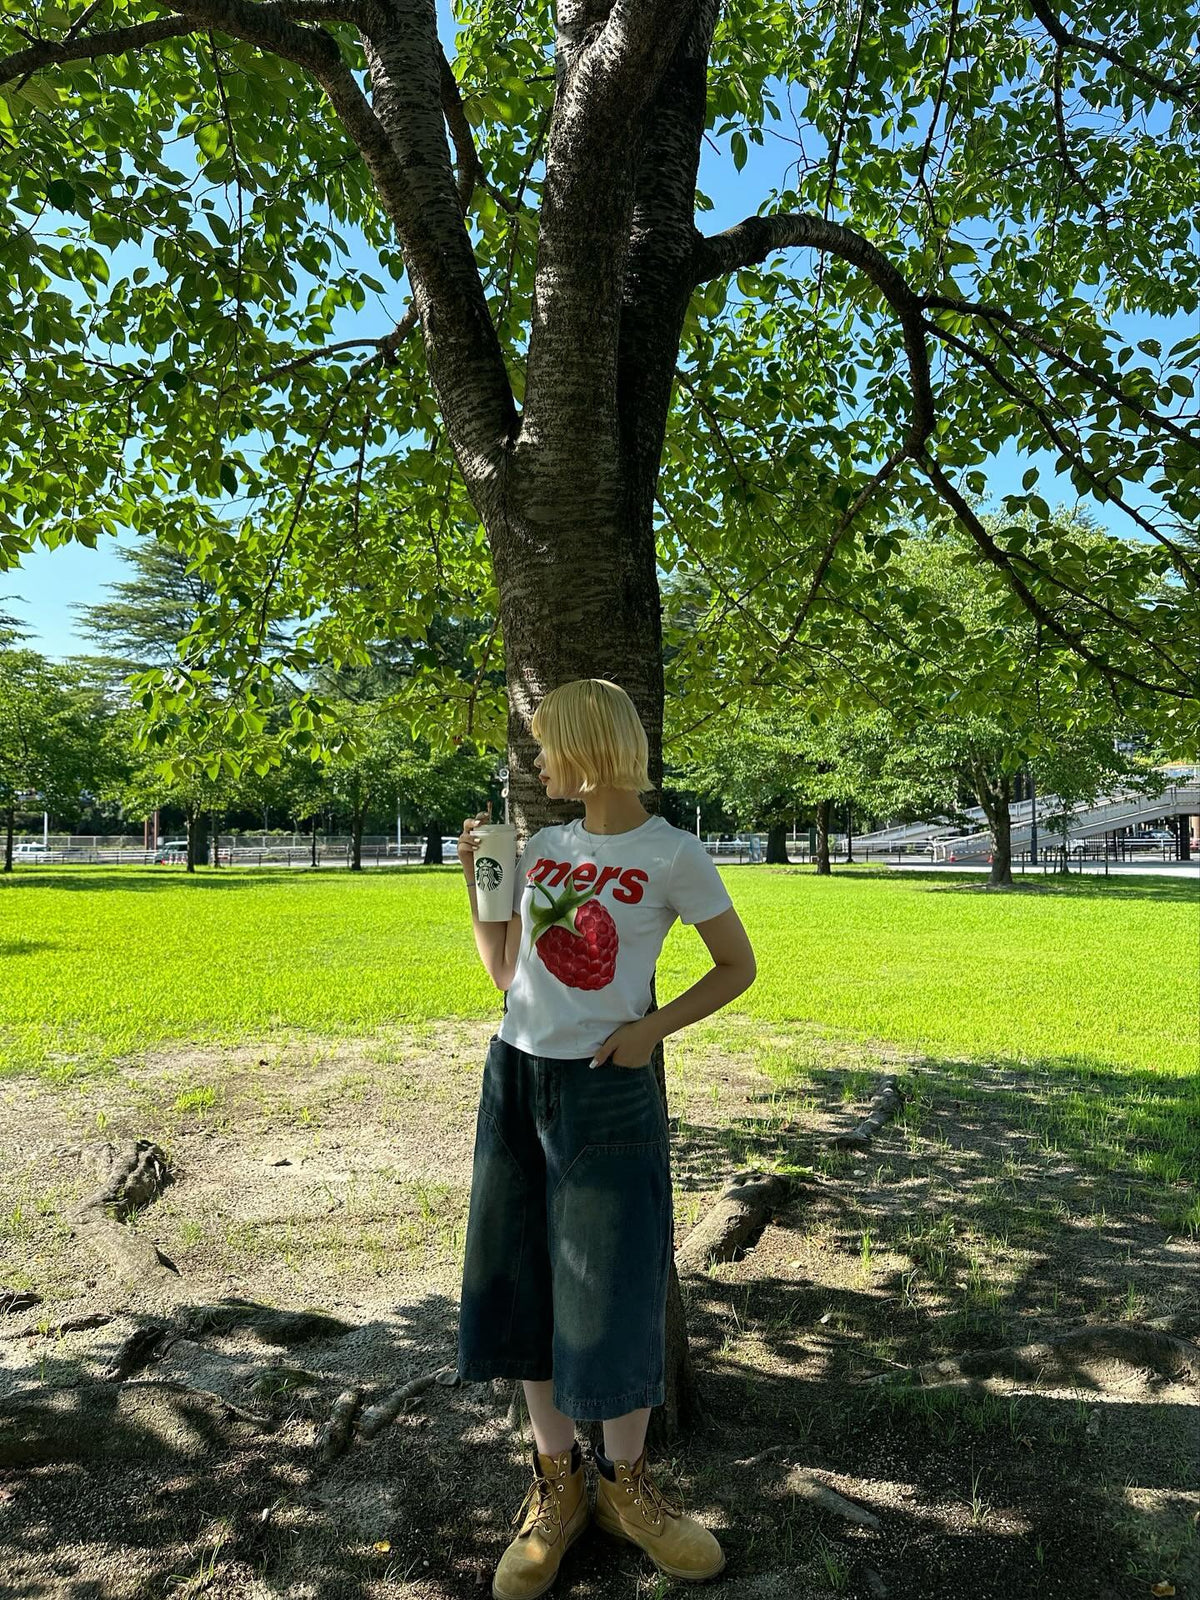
left=12, top=842, right=56, bottom=863
left=154, top=839, right=189, bottom=863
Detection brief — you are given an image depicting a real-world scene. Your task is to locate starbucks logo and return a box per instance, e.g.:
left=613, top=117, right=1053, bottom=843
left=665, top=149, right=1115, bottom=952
left=475, top=855, right=503, bottom=892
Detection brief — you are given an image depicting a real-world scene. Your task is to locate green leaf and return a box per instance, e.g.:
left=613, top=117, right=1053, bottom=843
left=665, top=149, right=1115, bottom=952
left=46, top=179, right=76, bottom=211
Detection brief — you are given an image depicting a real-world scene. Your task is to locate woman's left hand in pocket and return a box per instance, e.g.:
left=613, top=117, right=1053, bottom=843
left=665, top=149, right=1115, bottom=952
left=590, top=1018, right=660, bottom=1069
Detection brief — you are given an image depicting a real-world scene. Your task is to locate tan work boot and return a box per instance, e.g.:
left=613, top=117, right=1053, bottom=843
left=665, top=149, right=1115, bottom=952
left=492, top=1439, right=590, bottom=1600
left=593, top=1445, right=726, bottom=1580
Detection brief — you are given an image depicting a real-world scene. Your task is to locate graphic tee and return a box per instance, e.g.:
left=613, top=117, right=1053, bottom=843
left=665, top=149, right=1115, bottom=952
left=497, top=814, right=735, bottom=1059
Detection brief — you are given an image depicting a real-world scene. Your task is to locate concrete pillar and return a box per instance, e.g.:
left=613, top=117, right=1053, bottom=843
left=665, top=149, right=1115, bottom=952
left=1179, top=815, right=1192, bottom=861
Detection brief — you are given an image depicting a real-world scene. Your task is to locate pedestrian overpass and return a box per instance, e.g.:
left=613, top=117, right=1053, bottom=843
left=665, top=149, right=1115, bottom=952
left=855, top=768, right=1200, bottom=861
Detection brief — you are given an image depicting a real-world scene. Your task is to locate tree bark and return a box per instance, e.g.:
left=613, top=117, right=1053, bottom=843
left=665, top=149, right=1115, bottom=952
left=340, top=0, right=717, bottom=1447
left=423, top=825, right=443, bottom=865
left=764, top=820, right=789, bottom=864
left=972, top=763, right=1013, bottom=887
left=815, top=799, right=832, bottom=876
left=348, top=777, right=365, bottom=871
left=310, top=820, right=318, bottom=869
left=3, top=804, right=12, bottom=872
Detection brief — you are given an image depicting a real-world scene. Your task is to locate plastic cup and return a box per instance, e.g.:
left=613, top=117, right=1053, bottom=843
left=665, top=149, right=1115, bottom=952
left=472, top=823, right=518, bottom=920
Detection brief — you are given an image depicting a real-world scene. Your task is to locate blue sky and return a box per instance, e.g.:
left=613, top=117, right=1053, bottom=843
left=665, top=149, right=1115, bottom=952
left=4, top=35, right=1195, bottom=659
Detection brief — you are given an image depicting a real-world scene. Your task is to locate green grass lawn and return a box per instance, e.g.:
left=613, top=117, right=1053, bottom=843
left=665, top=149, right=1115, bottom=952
left=0, top=863, right=1195, bottom=1080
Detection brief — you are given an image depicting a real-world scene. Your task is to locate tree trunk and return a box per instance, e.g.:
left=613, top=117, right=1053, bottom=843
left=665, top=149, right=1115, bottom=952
left=3, top=805, right=12, bottom=872
left=815, top=799, right=832, bottom=876
left=310, top=821, right=318, bottom=869
left=989, top=778, right=1012, bottom=885
left=845, top=804, right=854, bottom=864
left=764, top=820, right=789, bottom=864
left=211, top=812, right=220, bottom=869
left=184, top=805, right=208, bottom=873
left=970, top=762, right=1013, bottom=887
left=448, top=0, right=722, bottom=1446
left=347, top=778, right=365, bottom=871
left=422, top=826, right=443, bottom=865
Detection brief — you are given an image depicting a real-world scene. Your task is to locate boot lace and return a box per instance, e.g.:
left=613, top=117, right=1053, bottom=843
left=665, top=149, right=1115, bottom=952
left=626, top=1461, right=684, bottom=1528
left=511, top=1470, right=565, bottom=1541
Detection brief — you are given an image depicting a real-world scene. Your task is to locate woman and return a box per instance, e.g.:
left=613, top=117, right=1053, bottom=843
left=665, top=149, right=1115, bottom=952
left=456, top=678, right=757, bottom=1600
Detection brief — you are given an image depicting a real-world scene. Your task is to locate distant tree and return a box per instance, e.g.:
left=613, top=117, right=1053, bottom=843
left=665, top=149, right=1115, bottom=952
left=676, top=703, right=952, bottom=875
left=874, top=520, right=1182, bottom=885
left=0, top=651, right=105, bottom=869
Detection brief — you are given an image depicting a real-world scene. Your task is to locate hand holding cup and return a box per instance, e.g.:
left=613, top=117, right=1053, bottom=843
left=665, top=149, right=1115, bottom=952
left=457, top=802, right=493, bottom=865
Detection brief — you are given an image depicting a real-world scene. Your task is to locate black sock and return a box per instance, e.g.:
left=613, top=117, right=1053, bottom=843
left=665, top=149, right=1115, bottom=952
left=593, top=1445, right=616, bottom=1481
left=540, top=1439, right=582, bottom=1472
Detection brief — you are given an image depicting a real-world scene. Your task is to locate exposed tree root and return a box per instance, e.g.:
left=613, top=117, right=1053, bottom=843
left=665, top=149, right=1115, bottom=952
left=102, top=1321, right=179, bottom=1381
left=675, top=1170, right=796, bottom=1274
left=120, top=1377, right=275, bottom=1427
left=14, top=1311, right=114, bottom=1340
left=1, top=1290, right=40, bottom=1315
left=859, top=1320, right=1200, bottom=1389
left=784, top=1465, right=883, bottom=1528
left=315, top=1386, right=362, bottom=1461
left=828, top=1075, right=905, bottom=1152
left=731, top=1443, right=790, bottom=1468
left=69, top=1139, right=176, bottom=1281
left=186, top=1298, right=354, bottom=1345
left=358, top=1365, right=458, bottom=1440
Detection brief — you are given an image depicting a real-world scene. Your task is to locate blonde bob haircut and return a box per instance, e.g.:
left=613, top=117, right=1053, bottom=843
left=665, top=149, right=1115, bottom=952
left=530, top=679, right=652, bottom=796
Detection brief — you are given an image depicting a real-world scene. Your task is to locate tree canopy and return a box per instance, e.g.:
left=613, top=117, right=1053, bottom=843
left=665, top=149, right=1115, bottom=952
left=2, top=0, right=1197, bottom=802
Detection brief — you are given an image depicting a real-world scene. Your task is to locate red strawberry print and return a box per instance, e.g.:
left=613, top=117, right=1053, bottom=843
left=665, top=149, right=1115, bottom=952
left=528, top=879, right=618, bottom=990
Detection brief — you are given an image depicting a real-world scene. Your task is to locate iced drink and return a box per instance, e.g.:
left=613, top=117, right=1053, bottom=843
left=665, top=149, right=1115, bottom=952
left=472, top=823, right=518, bottom=920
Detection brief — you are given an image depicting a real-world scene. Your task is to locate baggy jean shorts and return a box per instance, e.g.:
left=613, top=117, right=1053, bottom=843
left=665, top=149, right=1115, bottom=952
left=456, top=1032, right=673, bottom=1420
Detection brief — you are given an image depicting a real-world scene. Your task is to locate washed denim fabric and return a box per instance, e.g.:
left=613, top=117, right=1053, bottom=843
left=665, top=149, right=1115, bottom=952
left=456, top=1032, right=672, bottom=1420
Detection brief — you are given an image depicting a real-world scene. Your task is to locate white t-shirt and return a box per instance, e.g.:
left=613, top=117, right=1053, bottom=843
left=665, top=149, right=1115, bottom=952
left=497, top=814, right=735, bottom=1059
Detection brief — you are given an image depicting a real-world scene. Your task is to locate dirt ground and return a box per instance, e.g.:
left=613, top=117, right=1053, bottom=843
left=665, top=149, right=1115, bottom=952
left=1, top=1015, right=1196, bottom=1600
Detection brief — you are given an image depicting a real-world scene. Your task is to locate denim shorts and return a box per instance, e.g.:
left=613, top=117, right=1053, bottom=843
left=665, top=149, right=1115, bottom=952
left=456, top=1033, right=672, bottom=1420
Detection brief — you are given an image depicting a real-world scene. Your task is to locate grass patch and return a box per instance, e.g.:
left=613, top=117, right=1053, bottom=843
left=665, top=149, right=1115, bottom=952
left=0, top=863, right=1194, bottom=1080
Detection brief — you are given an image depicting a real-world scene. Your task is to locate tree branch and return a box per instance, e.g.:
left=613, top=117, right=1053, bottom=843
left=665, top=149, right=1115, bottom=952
left=916, top=451, right=1194, bottom=702
left=1050, top=45, right=1111, bottom=226
left=924, top=314, right=1200, bottom=588
left=692, top=211, right=1195, bottom=693
left=556, top=0, right=695, bottom=109
left=246, top=308, right=418, bottom=391
left=920, top=293, right=1199, bottom=456
left=1025, top=0, right=1199, bottom=110
left=354, top=0, right=516, bottom=483
left=0, top=1, right=365, bottom=84
left=7, top=0, right=515, bottom=491
left=775, top=450, right=907, bottom=656
left=616, top=0, right=719, bottom=486
left=692, top=213, right=935, bottom=458
left=1, top=14, right=197, bottom=81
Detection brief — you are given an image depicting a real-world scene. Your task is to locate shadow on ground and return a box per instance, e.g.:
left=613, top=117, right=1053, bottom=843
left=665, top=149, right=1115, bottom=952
left=1, top=1039, right=1196, bottom=1600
